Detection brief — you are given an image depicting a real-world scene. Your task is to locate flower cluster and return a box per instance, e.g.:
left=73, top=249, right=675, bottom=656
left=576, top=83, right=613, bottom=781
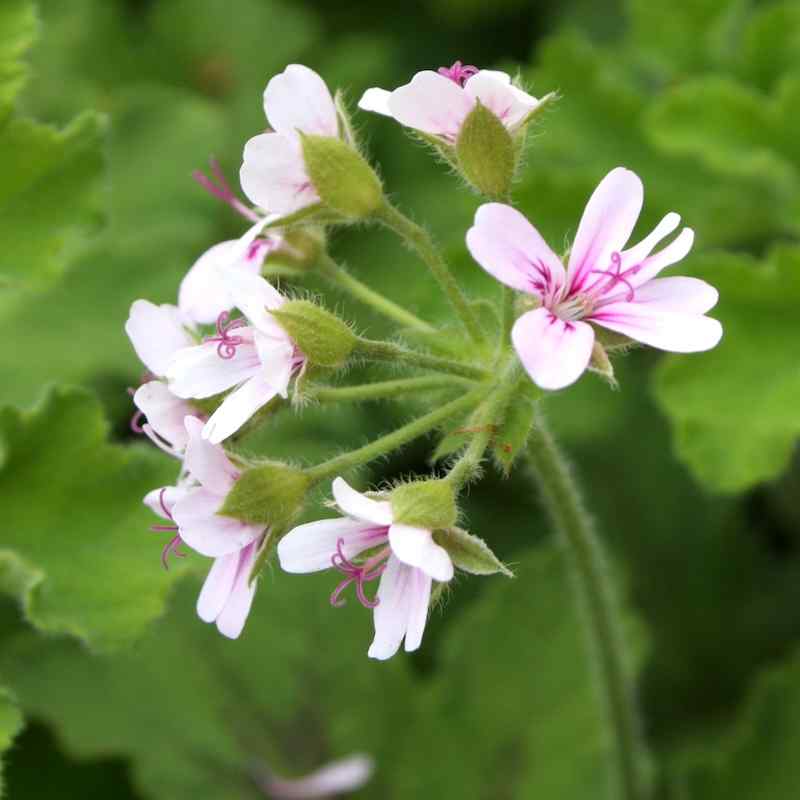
left=126, top=61, right=721, bottom=655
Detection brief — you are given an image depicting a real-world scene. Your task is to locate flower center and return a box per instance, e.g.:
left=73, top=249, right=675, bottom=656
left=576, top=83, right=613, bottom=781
left=206, top=311, right=248, bottom=359
left=329, top=538, right=390, bottom=609
left=438, top=61, right=479, bottom=87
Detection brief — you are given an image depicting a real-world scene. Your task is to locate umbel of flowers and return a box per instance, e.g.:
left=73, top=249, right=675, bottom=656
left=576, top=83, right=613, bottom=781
left=127, top=62, right=721, bottom=678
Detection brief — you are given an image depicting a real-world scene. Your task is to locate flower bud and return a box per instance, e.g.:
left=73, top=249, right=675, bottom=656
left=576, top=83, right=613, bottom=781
left=456, top=100, right=516, bottom=200
left=433, top=527, right=512, bottom=576
left=299, top=133, right=383, bottom=220
left=219, top=461, right=311, bottom=529
left=391, top=479, right=458, bottom=531
left=271, top=299, right=356, bottom=369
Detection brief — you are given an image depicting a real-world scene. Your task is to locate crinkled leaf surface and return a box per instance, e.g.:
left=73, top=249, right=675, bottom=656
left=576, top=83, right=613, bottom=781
left=0, top=387, right=189, bottom=650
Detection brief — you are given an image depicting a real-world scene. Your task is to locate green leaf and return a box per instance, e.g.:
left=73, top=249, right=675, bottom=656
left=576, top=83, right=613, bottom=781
left=492, top=383, right=538, bottom=474
left=0, top=386, right=191, bottom=649
left=654, top=247, right=800, bottom=492
left=0, top=0, right=37, bottom=122
left=741, top=1, right=800, bottom=92
left=0, top=687, right=23, bottom=796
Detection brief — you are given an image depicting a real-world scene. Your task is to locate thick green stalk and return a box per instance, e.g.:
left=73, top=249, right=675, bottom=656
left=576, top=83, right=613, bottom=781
left=311, top=375, right=470, bottom=404
left=305, top=385, right=490, bottom=484
left=316, top=252, right=436, bottom=334
left=526, top=416, right=650, bottom=800
left=374, top=201, right=486, bottom=346
left=356, top=338, right=491, bottom=381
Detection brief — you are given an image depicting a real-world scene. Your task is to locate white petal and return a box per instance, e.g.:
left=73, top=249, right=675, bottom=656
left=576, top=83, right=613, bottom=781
left=567, top=168, right=643, bottom=293
left=254, top=329, right=297, bottom=398
left=133, top=381, right=193, bottom=451
left=263, top=754, right=374, bottom=799
left=388, top=523, right=453, bottom=582
left=215, top=539, right=260, bottom=639
left=278, top=518, right=388, bottom=573
left=619, top=212, right=680, bottom=270
left=358, top=87, right=393, bottom=116
left=197, top=551, right=240, bottom=623
left=263, top=64, right=338, bottom=141
left=201, top=373, right=278, bottom=444
left=368, top=555, right=413, bottom=660
left=183, top=416, right=238, bottom=494
left=631, top=228, right=695, bottom=286
left=172, top=487, right=263, bottom=557
left=225, top=269, right=285, bottom=333
left=167, top=339, right=260, bottom=400
left=125, top=300, right=194, bottom=376
left=511, top=307, right=595, bottom=390
left=143, top=484, right=189, bottom=521
left=388, top=70, right=473, bottom=140
left=591, top=302, right=723, bottom=352
left=630, top=276, right=719, bottom=314
left=331, top=477, right=394, bottom=526
left=467, top=203, right=565, bottom=299
left=403, top=567, right=432, bottom=653
left=240, top=132, right=318, bottom=215
left=464, top=70, right=538, bottom=130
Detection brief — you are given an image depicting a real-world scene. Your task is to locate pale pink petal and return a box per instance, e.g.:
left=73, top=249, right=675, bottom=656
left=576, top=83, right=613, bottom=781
left=567, top=168, right=643, bottom=293
left=630, top=228, right=695, bottom=286
left=225, top=269, right=285, bottom=333
left=262, top=754, right=374, bottom=799
left=240, top=132, right=318, bottom=215
left=463, top=70, right=538, bottom=130
left=134, top=381, right=193, bottom=451
left=202, top=373, right=278, bottom=444
left=387, top=70, right=474, bottom=140
left=172, top=487, right=263, bottom=557
left=215, top=539, right=260, bottom=639
left=368, top=555, right=413, bottom=660
left=388, top=523, right=453, bottom=582
left=263, top=64, right=338, bottom=141
left=331, top=477, right=394, bottom=526
left=197, top=551, right=240, bottom=623
left=254, top=330, right=297, bottom=398
left=591, top=302, right=723, bottom=352
left=278, top=518, right=388, bottom=573
left=511, top=308, right=595, bottom=390
left=619, top=212, right=680, bottom=270
left=358, top=87, right=393, bottom=116
left=125, top=300, right=194, bottom=377
left=143, top=485, right=190, bottom=520
left=403, top=568, right=432, bottom=653
left=183, top=416, right=238, bottom=494
left=629, top=277, right=718, bottom=314
left=166, top=339, right=260, bottom=400
left=467, top=203, right=565, bottom=298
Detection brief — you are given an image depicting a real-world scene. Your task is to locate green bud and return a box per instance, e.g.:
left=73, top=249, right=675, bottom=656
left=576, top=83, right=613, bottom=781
left=433, top=527, right=513, bottom=577
left=299, top=134, right=383, bottom=219
left=391, top=479, right=458, bottom=531
left=271, top=299, right=356, bottom=369
left=456, top=100, right=515, bottom=200
left=588, top=340, right=617, bottom=388
left=219, top=461, right=311, bottom=528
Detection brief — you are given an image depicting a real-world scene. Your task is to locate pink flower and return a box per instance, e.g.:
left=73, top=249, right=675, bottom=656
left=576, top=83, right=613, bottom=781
left=166, top=270, right=306, bottom=444
left=145, top=417, right=266, bottom=638
left=466, top=167, right=723, bottom=390
left=358, top=62, right=542, bottom=142
left=278, top=478, right=453, bottom=660
left=125, top=300, right=197, bottom=453
left=253, top=754, right=374, bottom=799
left=240, top=64, right=339, bottom=216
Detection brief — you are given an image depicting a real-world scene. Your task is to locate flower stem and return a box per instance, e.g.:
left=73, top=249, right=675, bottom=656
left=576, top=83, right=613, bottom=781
left=305, top=385, right=491, bottom=484
left=355, top=337, right=491, bottom=381
left=525, top=416, right=650, bottom=800
left=374, top=200, right=486, bottom=346
left=316, top=252, right=436, bottom=334
left=310, top=375, right=471, bottom=404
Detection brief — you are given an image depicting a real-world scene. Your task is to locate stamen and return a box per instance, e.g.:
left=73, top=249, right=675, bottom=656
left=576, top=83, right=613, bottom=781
left=329, top=539, right=389, bottom=610
left=193, top=157, right=261, bottom=222
left=438, top=61, right=479, bottom=87
left=206, top=311, right=248, bottom=359
left=584, top=252, right=637, bottom=303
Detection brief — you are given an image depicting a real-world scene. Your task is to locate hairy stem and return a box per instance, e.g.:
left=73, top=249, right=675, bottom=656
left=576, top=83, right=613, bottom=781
left=526, top=415, right=650, bottom=800
left=310, top=375, right=471, bottom=404
left=374, top=201, right=486, bottom=346
left=356, top=338, right=491, bottom=381
left=305, top=385, right=490, bottom=484
left=316, top=252, right=436, bottom=334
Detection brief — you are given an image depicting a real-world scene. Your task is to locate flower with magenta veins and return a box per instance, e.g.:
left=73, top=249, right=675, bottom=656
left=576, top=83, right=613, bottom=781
left=466, top=167, right=723, bottom=390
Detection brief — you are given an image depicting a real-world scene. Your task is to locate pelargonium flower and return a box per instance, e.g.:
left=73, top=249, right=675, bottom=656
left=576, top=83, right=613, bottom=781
left=125, top=300, right=198, bottom=453
left=240, top=64, right=339, bottom=216
left=253, top=753, right=374, bottom=799
left=146, top=416, right=266, bottom=638
left=358, top=61, right=543, bottom=143
left=466, top=167, right=723, bottom=390
left=167, top=270, right=306, bottom=444
left=277, top=477, right=454, bottom=660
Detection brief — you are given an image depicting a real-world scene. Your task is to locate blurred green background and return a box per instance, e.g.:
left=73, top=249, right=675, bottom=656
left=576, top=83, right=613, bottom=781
left=1, top=0, right=800, bottom=797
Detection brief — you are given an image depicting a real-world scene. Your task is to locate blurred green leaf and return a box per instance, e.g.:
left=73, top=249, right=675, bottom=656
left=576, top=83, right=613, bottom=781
left=0, top=0, right=37, bottom=122
left=0, top=687, right=23, bottom=797
left=0, top=386, right=190, bottom=650
left=741, top=1, right=800, bottom=92
left=654, top=247, right=800, bottom=493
